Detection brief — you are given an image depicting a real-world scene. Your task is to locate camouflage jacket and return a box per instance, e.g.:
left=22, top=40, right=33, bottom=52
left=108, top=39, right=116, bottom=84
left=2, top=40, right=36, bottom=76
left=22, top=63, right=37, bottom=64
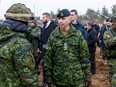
left=103, top=29, right=116, bottom=58
left=0, top=22, right=39, bottom=87
left=28, top=26, right=41, bottom=57
left=44, top=25, right=91, bottom=86
left=29, top=26, right=41, bottom=39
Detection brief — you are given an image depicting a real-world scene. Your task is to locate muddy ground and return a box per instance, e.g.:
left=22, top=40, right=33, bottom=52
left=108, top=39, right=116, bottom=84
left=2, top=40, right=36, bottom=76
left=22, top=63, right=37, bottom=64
left=90, top=47, right=110, bottom=87
left=38, top=47, right=110, bottom=87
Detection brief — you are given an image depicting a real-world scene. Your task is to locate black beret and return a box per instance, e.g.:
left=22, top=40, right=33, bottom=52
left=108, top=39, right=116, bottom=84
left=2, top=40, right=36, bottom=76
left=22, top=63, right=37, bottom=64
left=57, top=9, right=70, bottom=18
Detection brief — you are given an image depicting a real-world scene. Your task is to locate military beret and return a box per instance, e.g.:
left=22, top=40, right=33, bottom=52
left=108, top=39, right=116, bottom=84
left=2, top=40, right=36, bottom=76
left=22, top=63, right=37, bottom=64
left=57, top=9, right=70, bottom=18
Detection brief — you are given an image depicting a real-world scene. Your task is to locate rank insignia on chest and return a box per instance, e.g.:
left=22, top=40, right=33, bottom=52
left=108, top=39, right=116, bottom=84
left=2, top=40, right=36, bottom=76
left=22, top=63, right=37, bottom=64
left=64, top=43, right=68, bottom=50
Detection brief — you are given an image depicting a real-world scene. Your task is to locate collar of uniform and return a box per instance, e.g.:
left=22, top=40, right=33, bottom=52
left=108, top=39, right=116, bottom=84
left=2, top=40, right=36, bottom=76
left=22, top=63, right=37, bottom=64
left=68, top=24, right=77, bottom=36
left=54, top=24, right=77, bottom=37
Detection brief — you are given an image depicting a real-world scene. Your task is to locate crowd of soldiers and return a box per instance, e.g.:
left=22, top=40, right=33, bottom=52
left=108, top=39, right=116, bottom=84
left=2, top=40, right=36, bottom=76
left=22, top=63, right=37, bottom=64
left=0, top=3, right=116, bottom=87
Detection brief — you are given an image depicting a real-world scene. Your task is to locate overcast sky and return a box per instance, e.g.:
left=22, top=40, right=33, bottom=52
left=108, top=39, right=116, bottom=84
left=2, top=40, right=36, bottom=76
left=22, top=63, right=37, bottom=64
left=0, top=0, right=115, bottom=19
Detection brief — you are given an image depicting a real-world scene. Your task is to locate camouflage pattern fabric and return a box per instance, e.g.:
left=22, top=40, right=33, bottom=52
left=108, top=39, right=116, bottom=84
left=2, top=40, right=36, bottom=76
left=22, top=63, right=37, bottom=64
left=104, top=29, right=116, bottom=87
left=109, top=59, right=116, bottom=87
left=30, top=26, right=41, bottom=40
left=0, top=26, right=39, bottom=87
left=111, top=13, right=116, bottom=22
left=44, top=25, right=91, bottom=86
left=103, top=29, right=116, bottom=58
left=29, top=26, right=41, bottom=63
left=5, top=3, right=34, bottom=22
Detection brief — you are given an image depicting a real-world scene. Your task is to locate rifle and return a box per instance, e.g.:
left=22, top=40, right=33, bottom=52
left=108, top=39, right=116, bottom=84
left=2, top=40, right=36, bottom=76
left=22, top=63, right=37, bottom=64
left=89, top=9, right=109, bottom=19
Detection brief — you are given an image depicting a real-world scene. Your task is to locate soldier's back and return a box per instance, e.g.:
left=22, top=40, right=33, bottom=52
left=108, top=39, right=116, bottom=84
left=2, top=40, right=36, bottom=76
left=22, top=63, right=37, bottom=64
left=0, top=27, right=38, bottom=86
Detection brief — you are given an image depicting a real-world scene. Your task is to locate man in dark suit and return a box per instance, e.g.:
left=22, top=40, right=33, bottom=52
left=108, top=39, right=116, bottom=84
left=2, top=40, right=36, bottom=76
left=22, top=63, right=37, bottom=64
left=70, top=9, right=87, bottom=40
left=39, top=12, right=58, bottom=87
left=86, top=23, right=98, bottom=75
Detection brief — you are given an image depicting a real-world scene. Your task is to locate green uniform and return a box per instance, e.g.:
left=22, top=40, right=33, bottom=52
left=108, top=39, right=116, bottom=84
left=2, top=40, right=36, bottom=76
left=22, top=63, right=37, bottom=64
left=29, top=26, right=41, bottom=59
left=0, top=26, right=39, bottom=87
left=29, top=26, right=41, bottom=39
left=104, top=29, right=116, bottom=87
left=44, top=25, right=91, bottom=87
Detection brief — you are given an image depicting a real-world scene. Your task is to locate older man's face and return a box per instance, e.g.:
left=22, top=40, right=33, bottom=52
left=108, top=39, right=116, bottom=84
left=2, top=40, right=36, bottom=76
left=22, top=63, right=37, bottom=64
left=57, top=16, right=71, bottom=30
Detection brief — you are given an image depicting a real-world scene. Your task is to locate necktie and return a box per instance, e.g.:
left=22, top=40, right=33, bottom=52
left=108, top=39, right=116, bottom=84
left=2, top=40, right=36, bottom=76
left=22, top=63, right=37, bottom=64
left=43, top=24, right=47, bottom=29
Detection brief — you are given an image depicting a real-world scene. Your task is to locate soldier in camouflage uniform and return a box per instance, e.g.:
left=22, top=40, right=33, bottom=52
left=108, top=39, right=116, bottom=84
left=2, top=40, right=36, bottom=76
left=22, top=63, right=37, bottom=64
left=44, top=9, right=91, bottom=87
left=28, top=20, right=43, bottom=70
left=103, top=13, right=116, bottom=87
left=0, top=3, right=39, bottom=87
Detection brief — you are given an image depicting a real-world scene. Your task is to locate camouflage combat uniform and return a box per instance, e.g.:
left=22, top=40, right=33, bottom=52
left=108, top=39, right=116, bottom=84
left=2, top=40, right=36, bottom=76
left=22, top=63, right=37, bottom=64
left=104, top=29, right=116, bottom=87
left=44, top=25, right=91, bottom=87
left=29, top=26, right=41, bottom=61
left=0, top=3, right=39, bottom=87
left=30, top=26, right=41, bottom=39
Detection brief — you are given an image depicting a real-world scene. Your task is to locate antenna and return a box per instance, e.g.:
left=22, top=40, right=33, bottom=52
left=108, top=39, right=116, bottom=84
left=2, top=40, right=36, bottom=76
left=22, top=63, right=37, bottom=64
left=89, top=9, right=109, bottom=19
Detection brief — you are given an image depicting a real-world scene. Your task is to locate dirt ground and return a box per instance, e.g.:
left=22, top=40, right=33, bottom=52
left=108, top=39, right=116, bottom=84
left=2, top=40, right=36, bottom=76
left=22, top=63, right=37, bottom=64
left=38, top=47, right=110, bottom=87
left=90, top=47, right=110, bottom=87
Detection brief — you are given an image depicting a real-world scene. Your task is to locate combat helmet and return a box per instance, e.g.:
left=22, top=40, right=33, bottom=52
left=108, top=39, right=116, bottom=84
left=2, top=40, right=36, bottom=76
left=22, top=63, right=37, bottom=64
left=5, top=3, right=34, bottom=22
left=110, top=13, right=116, bottom=22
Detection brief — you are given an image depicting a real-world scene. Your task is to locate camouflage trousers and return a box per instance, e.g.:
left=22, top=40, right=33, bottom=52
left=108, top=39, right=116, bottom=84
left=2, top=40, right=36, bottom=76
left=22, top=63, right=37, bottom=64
left=55, top=84, right=85, bottom=87
left=54, top=81, right=89, bottom=87
left=56, top=85, right=83, bottom=87
left=109, top=59, right=116, bottom=87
